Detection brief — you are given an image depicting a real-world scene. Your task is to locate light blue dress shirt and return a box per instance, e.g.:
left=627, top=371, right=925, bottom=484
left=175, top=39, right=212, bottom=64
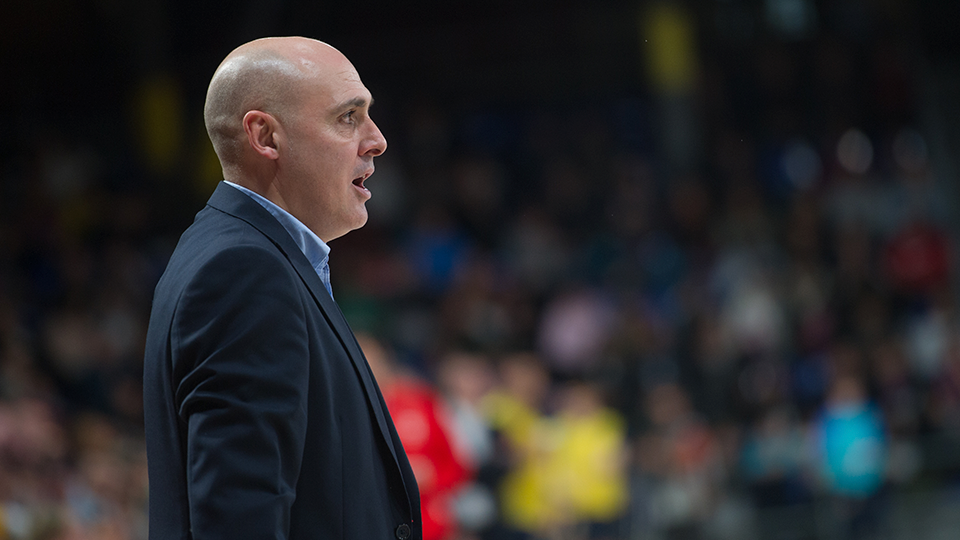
left=224, top=181, right=334, bottom=299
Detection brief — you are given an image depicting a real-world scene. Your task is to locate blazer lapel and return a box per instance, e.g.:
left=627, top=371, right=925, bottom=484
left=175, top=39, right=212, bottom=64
left=204, top=182, right=404, bottom=470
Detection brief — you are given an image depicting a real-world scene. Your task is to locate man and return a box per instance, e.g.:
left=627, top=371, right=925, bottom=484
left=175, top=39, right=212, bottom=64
left=143, top=37, right=420, bottom=540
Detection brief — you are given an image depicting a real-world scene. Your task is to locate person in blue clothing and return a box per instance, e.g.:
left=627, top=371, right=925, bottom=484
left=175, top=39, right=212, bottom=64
left=814, top=373, right=888, bottom=539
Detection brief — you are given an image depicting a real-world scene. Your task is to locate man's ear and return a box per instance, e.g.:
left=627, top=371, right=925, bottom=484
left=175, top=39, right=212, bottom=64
left=242, top=110, right=280, bottom=160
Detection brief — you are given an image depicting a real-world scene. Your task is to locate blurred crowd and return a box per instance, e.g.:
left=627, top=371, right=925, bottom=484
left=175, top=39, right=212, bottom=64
left=2, top=1, right=960, bottom=539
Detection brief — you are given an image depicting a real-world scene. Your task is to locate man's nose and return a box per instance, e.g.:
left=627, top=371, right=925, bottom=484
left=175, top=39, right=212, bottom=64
left=362, top=120, right=387, bottom=157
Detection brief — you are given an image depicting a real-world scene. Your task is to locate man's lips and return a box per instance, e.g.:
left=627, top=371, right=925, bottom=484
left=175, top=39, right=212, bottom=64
left=352, top=169, right=374, bottom=193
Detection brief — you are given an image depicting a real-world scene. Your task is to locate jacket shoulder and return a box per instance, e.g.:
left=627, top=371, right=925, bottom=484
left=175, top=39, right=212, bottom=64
left=154, top=206, right=290, bottom=302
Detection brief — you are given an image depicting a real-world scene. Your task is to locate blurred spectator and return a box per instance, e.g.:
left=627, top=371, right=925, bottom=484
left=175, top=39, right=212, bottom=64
left=812, top=374, right=888, bottom=539
left=502, top=205, right=572, bottom=295
left=536, top=288, right=617, bottom=376
left=868, top=339, right=923, bottom=486
left=361, top=334, right=471, bottom=540
left=543, top=380, right=629, bottom=540
left=483, top=352, right=553, bottom=537
left=882, top=221, right=952, bottom=299
left=436, top=350, right=499, bottom=538
left=740, top=406, right=810, bottom=508
left=405, top=203, right=474, bottom=296
left=635, top=382, right=725, bottom=540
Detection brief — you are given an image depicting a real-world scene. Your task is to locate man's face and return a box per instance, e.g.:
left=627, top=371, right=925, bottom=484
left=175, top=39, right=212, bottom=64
left=278, top=59, right=387, bottom=242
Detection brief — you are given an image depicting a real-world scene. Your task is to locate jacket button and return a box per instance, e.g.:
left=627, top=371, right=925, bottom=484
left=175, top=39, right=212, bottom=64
left=395, top=523, right=412, bottom=540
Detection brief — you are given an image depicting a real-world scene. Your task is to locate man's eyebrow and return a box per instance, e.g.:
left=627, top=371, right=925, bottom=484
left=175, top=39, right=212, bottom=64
left=335, top=96, right=373, bottom=113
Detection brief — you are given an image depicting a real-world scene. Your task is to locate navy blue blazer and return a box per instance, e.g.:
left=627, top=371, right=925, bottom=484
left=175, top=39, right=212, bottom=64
left=143, top=182, right=421, bottom=540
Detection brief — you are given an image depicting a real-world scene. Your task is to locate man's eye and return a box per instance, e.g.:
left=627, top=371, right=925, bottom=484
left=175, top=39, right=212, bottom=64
left=343, top=111, right=356, bottom=123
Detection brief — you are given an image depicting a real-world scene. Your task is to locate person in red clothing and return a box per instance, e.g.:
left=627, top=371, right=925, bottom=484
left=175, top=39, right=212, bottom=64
left=359, top=333, right=472, bottom=540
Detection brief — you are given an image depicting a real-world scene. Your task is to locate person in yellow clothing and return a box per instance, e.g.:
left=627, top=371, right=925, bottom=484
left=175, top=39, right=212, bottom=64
left=484, top=354, right=629, bottom=539
left=545, top=381, right=629, bottom=539
left=483, top=353, right=554, bottom=536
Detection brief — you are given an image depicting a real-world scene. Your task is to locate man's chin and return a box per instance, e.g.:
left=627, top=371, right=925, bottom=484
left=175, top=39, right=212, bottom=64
left=334, top=212, right=368, bottom=240
left=353, top=207, right=369, bottom=228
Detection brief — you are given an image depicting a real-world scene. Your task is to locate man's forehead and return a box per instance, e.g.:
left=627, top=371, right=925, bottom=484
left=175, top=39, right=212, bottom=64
left=324, top=68, right=371, bottom=99
left=336, top=67, right=362, bottom=82
left=308, top=57, right=365, bottom=92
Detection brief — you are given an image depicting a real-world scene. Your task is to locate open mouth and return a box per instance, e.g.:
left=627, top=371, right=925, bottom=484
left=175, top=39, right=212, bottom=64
left=353, top=170, right=373, bottom=193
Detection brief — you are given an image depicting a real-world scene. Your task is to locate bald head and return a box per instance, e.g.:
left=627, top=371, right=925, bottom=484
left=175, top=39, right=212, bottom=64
left=201, top=36, right=386, bottom=241
left=203, top=37, right=350, bottom=168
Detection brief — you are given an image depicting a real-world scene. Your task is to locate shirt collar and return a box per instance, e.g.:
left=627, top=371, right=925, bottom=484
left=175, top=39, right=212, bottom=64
left=224, top=181, right=331, bottom=274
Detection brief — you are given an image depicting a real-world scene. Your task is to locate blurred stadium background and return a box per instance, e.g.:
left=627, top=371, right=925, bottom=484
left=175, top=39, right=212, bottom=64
left=3, top=0, right=960, bottom=539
